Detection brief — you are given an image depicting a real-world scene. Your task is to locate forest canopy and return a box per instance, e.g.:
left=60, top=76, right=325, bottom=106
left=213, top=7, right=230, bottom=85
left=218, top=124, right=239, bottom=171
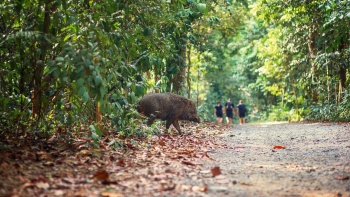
left=1, top=0, right=349, bottom=140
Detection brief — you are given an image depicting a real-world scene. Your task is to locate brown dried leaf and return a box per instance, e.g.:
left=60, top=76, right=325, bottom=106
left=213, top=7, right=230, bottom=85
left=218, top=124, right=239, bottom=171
left=43, top=161, right=54, bottom=166
left=192, top=185, right=208, bottom=192
left=158, top=139, right=166, bottom=146
left=336, top=175, right=349, bottom=180
left=101, top=191, right=124, bottom=197
left=181, top=160, right=196, bottom=166
left=36, top=151, right=52, bottom=161
left=211, top=166, right=221, bottom=177
left=0, top=161, right=9, bottom=170
left=76, top=149, right=92, bottom=157
left=273, top=145, right=286, bottom=149
left=36, top=182, right=50, bottom=190
left=93, top=169, right=109, bottom=182
left=240, top=182, right=253, bottom=186
left=116, top=158, right=126, bottom=167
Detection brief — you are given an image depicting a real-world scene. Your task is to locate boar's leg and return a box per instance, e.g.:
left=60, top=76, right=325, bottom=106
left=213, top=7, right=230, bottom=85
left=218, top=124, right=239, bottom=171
left=165, top=120, right=172, bottom=130
left=146, top=114, right=157, bottom=126
left=172, top=120, right=182, bottom=135
left=165, top=119, right=182, bottom=135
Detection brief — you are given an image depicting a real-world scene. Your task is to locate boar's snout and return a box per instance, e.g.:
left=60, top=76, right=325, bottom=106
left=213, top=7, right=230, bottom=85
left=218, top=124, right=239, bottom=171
left=187, top=112, right=200, bottom=123
left=192, top=115, right=200, bottom=123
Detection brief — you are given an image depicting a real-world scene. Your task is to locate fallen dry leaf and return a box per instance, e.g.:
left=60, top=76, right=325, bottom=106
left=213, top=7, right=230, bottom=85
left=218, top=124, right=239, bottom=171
left=192, top=185, right=208, bottom=192
left=36, top=151, right=53, bottom=161
left=158, top=139, right=166, bottom=146
left=240, top=182, right=253, bottom=186
left=76, top=149, right=92, bottom=157
left=181, top=160, right=197, bottom=166
left=233, top=146, right=245, bottom=149
left=273, top=145, right=286, bottom=149
left=116, top=158, right=126, bottom=167
left=101, top=191, right=124, bottom=197
left=36, top=182, right=50, bottom=190
left=211, top=166, right=221, bottom=177
left=43, top=161, right=54, bottom=166
left=93, top=169, right=109, bottom=182
left=336, top=175, right=349, bottom=180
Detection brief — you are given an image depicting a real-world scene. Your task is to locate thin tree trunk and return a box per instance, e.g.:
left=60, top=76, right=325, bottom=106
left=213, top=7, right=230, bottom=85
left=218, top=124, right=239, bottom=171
left=153, top=67, right=159, bottom=93
left=308, top=25, right=318, bottom=103
left=32, top=0, right=52, bottom=118
left=96, top=102, right=103, bottom=132
left=327, top=62, right=330, bottom=102
left=281, top=87, right=284, bottom=108
left=338, top=39, right=348, bottom=102
left=173, top=33, right=187, bottom=94
left=187, top=46, right=191, bottom=99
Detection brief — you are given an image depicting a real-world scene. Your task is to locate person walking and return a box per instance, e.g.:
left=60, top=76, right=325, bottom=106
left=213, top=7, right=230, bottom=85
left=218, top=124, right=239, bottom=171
left=214, top=102, right=223, bottom=124
left=237, top=100, right=246, bottom=125
left=225, top=98, right=234, bottom=124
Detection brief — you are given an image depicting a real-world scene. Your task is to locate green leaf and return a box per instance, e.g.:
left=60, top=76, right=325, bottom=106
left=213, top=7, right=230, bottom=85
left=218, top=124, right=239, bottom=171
left=82, top=92, right=89, bottom=102
left=92, top=132, right=100, bottom=142
left=78, top=86, right=86, bottom=97
left=89, top=125, right=96, bottom=132
left=196, top=3, right=206, bottom=13
left=129, top=92, right=136, bottom=103
left=55, top=57, right=65, bottom=61
left=135, top=84, right=144, bottom=96
left=66, top=114, right=73, bottom=125
left=47, top=66, right=57, bottom=75
left=94, top=76, right=101, bottom=86
left=94, top=124, right=103, bottom=137
left=99, top=86, right=105, bottom=96
left=76, top=78, right=84, bottom=88
left=143, top=27, right=152, bottom=36
left=84, top=59, right=91, bottom=67
left=115, top=102, right=122, bottom=110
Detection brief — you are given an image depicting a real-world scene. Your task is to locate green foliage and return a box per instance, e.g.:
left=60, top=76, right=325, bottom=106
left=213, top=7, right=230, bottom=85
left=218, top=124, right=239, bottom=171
left=308, top=91, right=350, bottom=122
left=1, top=0, right=349, bottom=143
left=268, top=106, right=305, bottom=122
left=0, top=0, right=169, bottom=138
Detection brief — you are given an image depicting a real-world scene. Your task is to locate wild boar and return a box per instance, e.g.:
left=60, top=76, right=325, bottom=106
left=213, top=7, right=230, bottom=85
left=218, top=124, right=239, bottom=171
left=137, top=93, right=200, bottom=135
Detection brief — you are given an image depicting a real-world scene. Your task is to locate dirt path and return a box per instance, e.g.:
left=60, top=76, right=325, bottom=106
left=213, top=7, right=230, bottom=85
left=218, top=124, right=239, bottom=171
left=196, top=122, right=350, bottom=197
left=1, top=122, right=349, bottom=197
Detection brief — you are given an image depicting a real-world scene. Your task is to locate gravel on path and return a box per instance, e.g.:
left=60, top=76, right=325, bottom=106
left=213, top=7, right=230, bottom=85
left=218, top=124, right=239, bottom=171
left=199, top=122, right=350, bottom=197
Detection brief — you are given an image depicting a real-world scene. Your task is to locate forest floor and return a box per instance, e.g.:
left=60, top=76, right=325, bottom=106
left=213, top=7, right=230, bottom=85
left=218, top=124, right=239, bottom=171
left=0, top=121, right=349, bottom=197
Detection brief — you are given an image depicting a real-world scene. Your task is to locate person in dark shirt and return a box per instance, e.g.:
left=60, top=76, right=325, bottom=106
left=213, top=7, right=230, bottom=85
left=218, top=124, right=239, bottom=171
left=214, top=102, right=223, bottom=124
left=237, top=100, right=246, bottom=125
left=225, top=98, right=234, bottom=124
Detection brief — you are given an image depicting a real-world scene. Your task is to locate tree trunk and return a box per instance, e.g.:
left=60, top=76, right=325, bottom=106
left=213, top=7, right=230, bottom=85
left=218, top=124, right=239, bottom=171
left=308, top=25, right=318, bottom=103
left=336, top=30, right=348, bottom=102
left=32, top=0, right=52, bottom=118
left=173, top=33, right=187, bottom=94
left=187, top=46, right=191, bottom=99
left=95, top=102, right=103, bottom=132
left=153, top=67, right=159, bottom=93
left=339, top=66, right=346, bottom=90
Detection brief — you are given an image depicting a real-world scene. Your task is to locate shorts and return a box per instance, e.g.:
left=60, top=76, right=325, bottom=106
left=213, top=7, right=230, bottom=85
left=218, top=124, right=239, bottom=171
left=216, top=112, right=223, bottom=118
left=239, top=113, right=245, bottom=118
left=226, top=110, right=233, bottom=118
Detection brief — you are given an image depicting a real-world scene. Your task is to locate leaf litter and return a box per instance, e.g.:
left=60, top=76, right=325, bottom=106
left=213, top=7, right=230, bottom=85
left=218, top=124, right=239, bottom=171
left=0, top=122, right=231, bottom=197
left=3, top=122, right=349, bottom=196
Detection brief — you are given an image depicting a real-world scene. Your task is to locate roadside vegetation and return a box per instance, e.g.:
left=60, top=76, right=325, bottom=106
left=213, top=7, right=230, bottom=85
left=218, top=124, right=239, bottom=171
left=1, top=0, right=349, bottom=142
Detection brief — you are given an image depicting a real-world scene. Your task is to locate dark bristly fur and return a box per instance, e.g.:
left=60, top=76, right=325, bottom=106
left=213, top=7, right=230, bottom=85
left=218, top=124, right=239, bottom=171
left=137, top=93, right=200, bottom=135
